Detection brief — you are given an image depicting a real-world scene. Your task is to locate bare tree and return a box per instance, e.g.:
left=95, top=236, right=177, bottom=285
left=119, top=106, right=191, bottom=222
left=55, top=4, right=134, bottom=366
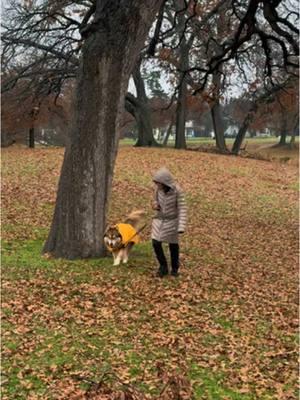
left=230, top=75, right=298, bottom=154
left=3, top=0, right=164, bottom=258
left=174, top=8, right=195, bottom=149
left=125, top=58, right=159, bottom=147
left=149, top=0, right=298, bottom=151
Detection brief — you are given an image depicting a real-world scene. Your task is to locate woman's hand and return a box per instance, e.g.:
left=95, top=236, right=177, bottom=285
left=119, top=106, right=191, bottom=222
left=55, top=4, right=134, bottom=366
left=152, top=201, right=161, bottom=211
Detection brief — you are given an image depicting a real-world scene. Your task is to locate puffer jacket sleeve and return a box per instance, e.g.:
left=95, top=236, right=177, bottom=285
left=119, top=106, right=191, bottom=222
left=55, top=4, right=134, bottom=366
left=153, top=188, right=160, bottom=210
left=177, top=189, right=187, bottom=233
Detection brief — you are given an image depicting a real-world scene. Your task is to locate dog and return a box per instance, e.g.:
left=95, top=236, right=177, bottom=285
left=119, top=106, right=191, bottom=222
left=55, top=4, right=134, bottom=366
left=104, top=210, right=145, bottom=265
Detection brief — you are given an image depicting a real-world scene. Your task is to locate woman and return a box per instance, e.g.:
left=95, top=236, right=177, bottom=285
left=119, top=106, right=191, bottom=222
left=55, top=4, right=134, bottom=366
left=151, top=167, right=187, bottom=277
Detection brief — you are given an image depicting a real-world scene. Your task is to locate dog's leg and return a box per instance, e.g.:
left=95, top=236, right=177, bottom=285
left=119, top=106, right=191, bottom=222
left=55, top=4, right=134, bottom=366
left=122, top=247, right=128, bottom=264
left=122, top=243, right=133, bottom=264
left=113, top=250, right=121, bottom=266
left=113, top=257, right=121, bottom=266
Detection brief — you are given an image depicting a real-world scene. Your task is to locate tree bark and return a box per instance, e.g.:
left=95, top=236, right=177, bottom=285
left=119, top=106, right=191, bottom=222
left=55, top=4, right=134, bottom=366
left=175, top=73, right=188, bottom=149
left=43, top=0, right=163, bottom=259
left=1, top=130, right=15, bottom=147
left=232, top=104, right=257, bottom=155
left=132, top=59, right=157, bottom=147
left=278, top=115, right=288, bottom=146
left=290, top=115, right=298, bottom=148
left=175, top=22, right=193, bottom=150
left=209, top=11, right=227, bottom=153
left=126, top=59, right=159, bottom=147
left=29, top=127, right=35, bottom=148
left=163, top=117, right=174, bottom=146
left=210, top=71, right=227, bottom=153
left=125, top=94, right=155, bottom=146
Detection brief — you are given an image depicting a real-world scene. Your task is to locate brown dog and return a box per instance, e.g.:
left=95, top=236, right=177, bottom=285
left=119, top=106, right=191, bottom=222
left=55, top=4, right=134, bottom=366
left=103, top=210, right=145, bottom=265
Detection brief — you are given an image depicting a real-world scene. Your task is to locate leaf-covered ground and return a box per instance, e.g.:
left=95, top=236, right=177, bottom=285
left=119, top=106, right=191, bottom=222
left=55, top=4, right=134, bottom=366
left=2, top=146, right=299, bottom=399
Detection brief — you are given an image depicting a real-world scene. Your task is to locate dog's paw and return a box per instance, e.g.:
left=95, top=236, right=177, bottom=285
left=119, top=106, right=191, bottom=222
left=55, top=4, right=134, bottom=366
left=122, top=259, right=128, bottom=264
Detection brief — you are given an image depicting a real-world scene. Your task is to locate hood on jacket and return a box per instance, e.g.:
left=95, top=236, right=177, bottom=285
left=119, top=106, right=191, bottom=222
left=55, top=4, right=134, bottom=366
left=153, top=167, right=175, bottom=189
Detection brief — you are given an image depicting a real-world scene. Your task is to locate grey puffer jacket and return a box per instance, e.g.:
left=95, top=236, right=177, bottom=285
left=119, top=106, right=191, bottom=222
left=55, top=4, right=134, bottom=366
left=151, top=167, right=187, bottom=244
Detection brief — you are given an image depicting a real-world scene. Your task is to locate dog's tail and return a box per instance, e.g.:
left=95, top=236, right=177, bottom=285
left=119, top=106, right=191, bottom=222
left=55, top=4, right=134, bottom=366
left=124, top=210, right=145, bottom=229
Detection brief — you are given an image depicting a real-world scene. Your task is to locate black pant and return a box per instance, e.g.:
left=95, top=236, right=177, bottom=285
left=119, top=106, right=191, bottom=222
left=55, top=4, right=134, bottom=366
left=152, top=239, right=179, bottom=274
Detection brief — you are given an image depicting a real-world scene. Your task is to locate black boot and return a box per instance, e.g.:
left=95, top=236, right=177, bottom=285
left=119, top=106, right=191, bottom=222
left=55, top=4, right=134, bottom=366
left=169, top=243, right=179, bottom=277
left=157, top=266, right=168, bottom=277
left=153, top=240, right=168, bottom=277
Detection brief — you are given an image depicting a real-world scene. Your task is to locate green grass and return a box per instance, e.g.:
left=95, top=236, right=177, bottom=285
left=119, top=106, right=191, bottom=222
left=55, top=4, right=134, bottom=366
left=2, top=239, right=157, bottom=288
left=119, top=136, right=299, bottom=147
left=2, top=237, right=263, bottom=399
left=189, top=364, right=254, bottom=400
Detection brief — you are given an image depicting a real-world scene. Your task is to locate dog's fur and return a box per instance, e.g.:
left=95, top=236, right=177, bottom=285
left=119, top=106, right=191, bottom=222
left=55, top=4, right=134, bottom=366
left=104, top=210, right=145, bottom=265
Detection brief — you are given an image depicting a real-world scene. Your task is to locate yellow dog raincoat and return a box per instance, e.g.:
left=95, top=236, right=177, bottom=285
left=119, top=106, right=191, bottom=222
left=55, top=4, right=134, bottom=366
left=116, top=223, right=140, bottom=246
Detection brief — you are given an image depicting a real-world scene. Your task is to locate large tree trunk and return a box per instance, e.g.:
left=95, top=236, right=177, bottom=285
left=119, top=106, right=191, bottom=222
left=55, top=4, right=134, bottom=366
left=175, top=75, right=187, bottom=149
left=278, top=115, right=288, bottom=146
left=163, top=117, right=174, bottom=146
left=125, top=93, right=155, bottom=146
left=1, top=130, right=15, bottom=147
left=211, top=104, right=226, bottom=151
left=29, top=127, right=35, bottom=148
left=133, top=105, right=155, bottom=146
left=210, top=11, right=227, bottom=153
left=43, top=0, right=163, bottom=259
left=175, top=20, right=193, bottom=150
left=290, top=115, right=298, bottom=148
left=132, top=59, right=158, bottom=147
left=232, top=103, right=257, bottom=155
left=210, top=71, right=227, bottom=152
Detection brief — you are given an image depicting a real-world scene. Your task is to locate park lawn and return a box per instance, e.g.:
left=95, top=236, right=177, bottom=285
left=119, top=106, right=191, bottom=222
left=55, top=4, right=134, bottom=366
left=1, top=146, right=299, bottom=399
left=121, top=137, right=299, bottom=166
left=120, top=136, right=299, bottom=147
